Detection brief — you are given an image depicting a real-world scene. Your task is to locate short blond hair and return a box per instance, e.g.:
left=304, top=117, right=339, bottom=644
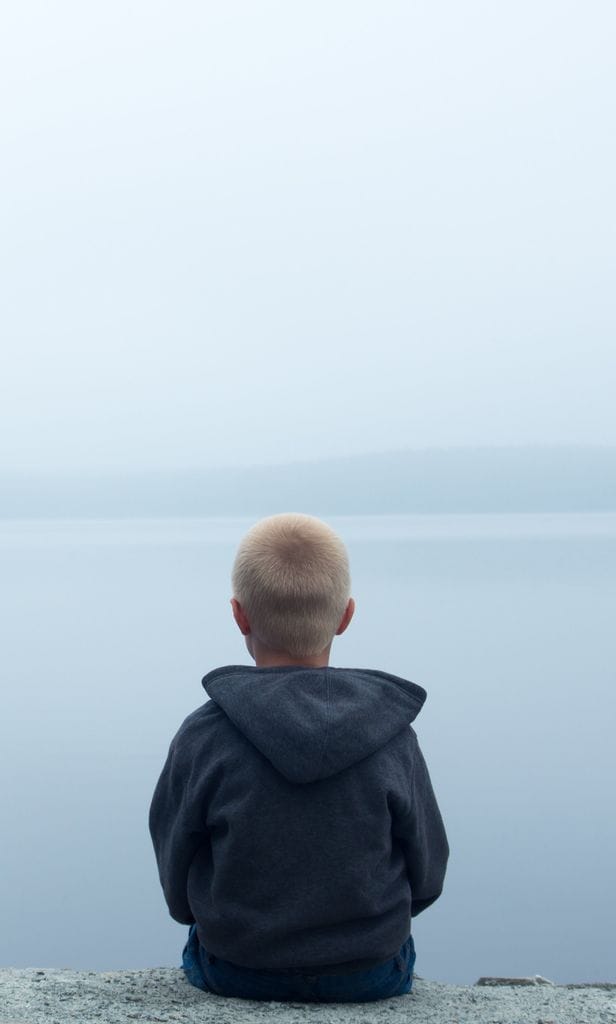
left=232, top=513, right=351, bottom=658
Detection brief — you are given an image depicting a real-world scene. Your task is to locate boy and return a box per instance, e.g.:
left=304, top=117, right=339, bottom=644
left=149, top=513, right=448, bottom=1002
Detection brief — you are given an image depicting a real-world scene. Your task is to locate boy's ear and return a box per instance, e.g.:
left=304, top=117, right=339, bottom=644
left=335, top=597, right=355, bottom=636
left=231, top=598, right=251, bottom=636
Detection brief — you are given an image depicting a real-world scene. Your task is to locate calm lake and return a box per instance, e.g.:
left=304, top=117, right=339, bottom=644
left=1, top=514, right=614, bottom=984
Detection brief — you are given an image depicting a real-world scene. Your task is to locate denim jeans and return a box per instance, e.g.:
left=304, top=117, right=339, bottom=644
left=181, top=924, right=415, bottom=1002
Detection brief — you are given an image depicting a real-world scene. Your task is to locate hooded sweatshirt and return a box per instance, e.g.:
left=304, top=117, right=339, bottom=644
left=149, top=665, right=449, bottom=974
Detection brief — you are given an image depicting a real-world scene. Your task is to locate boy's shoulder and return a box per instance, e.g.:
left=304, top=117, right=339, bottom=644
left=178, top=698, right=222, bottom=731
left=168, top=699, right=228, bottom=758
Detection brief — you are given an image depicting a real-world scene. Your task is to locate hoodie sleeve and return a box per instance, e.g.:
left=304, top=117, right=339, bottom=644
left=148, top=731, right=207, bottom=925
left=392, top=735, right=449, bottom=917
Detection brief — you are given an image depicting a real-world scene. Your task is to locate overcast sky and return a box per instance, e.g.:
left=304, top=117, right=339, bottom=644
left=1, top=1, right=615, bottom=473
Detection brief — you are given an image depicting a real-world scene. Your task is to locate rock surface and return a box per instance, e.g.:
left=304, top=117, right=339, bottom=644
left=1, top=968, right=615, bottom=1024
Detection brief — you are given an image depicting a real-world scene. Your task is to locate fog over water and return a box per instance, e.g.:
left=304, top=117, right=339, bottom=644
left=1, top=513, right=614, bottom=984
left=3, top=0, right=616, bottom=987
left=2, top=3, right=616, bottom=473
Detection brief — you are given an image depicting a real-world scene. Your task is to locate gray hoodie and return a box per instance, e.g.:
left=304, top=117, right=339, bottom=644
left=149, top=665, right=449, bottom=973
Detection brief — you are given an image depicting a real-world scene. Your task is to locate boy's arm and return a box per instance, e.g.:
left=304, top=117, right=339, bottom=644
left=392, top=736, right=449, bottom=917
left=149, top=734, right=206, bottom=925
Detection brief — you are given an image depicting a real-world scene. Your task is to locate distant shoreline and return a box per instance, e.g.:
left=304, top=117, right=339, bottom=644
left=2, top=510, right=616, bottom=547
left=1, top=445, right=615, bottom=518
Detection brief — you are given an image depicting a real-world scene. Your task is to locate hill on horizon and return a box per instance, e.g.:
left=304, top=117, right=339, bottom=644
left=1, top=445, right=615, bottom=517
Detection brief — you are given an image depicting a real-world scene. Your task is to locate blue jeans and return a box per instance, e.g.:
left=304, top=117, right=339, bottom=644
left=181, top=924, right=415, bottom=1002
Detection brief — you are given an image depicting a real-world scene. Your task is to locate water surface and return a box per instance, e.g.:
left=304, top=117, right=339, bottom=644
left=1, top=514, right=614, bottom=983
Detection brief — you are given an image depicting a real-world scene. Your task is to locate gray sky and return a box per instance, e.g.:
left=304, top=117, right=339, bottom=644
left=1, top=0, right=615, bottom=472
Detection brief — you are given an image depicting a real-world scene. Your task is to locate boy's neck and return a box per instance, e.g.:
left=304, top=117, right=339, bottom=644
left=251, top=639, right=332, bottom=669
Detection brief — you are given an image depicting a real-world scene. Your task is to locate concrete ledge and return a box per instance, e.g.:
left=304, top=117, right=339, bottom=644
left=1, top=968, right=615, bottom=1024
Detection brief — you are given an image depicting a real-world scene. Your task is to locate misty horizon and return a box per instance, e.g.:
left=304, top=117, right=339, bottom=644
left=1, top=444, right=615, bottom=518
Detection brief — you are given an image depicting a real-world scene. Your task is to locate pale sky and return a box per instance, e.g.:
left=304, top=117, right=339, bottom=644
left=1, top=0, right=615, bottom=472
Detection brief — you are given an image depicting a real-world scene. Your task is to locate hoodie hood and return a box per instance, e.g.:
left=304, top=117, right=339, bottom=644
left=202, top=665, right=426, bottom=784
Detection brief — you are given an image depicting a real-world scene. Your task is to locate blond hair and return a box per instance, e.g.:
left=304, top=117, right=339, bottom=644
left=232, top=513, right=351, bottom=658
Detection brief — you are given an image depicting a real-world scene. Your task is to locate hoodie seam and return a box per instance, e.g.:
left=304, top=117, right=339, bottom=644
left=408, top=728, right=418, bottom=815
left=313, top=668, right=332, bottom=780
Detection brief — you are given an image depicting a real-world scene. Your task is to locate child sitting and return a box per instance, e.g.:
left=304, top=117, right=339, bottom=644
left=149, top=513, right=448, bottom=1002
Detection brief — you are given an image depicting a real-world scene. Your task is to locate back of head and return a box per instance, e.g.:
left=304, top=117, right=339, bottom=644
left=232, top=513, right=351, bottom=659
